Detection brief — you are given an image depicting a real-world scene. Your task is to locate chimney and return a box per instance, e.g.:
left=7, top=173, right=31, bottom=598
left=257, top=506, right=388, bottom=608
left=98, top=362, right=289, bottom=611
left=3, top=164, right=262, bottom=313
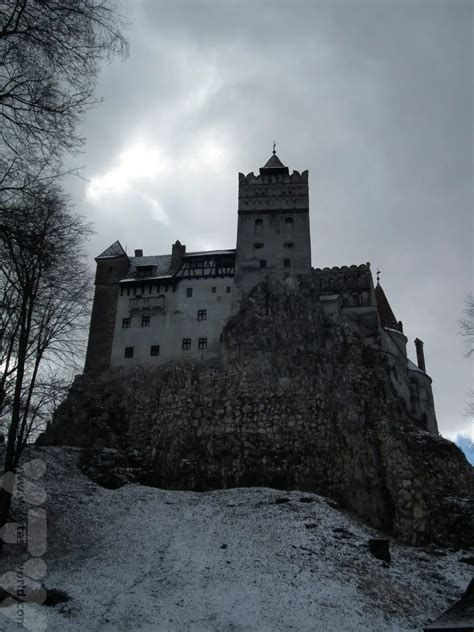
left=414, top=338, right=426, bottom=372
left=171, top=240, right=186, bottom=272
left=134, top=249, right=143, bottom=257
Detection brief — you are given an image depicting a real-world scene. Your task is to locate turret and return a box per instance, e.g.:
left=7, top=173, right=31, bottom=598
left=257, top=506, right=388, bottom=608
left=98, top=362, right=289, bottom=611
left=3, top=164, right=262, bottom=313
left=84, top=241, right=129, bottom=373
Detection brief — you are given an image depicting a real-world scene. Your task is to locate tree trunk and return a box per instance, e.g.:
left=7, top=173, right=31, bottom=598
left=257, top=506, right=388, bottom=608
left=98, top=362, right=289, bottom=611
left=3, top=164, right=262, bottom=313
left=0, top=483, right=14, bottom=556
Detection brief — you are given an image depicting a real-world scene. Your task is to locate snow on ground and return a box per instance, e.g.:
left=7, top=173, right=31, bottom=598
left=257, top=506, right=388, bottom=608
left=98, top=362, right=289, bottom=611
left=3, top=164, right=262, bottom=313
left=0, top=447, right=472, bottom=632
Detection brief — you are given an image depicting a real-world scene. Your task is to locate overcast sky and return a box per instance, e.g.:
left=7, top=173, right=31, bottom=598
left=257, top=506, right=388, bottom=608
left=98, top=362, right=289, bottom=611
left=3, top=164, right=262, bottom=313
left=67, top=0, right=472, bottom=439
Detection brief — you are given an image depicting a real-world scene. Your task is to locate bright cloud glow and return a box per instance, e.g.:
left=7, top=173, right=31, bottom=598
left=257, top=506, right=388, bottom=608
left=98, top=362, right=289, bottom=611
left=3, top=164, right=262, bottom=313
left=87, top=143, right=167, bottom=201
left=142, top=194, right=170, bottom=225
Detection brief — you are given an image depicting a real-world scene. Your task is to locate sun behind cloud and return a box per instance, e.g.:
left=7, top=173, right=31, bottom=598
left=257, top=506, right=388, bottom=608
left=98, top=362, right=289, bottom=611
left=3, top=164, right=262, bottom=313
left=87, top=142, right=167, bottom=201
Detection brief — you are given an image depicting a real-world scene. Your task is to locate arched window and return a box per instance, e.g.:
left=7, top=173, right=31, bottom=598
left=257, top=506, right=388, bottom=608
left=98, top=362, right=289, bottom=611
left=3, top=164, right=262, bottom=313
left=254, top=218, right=263, bottom=235
left=285, top=217, right=294, bottom=232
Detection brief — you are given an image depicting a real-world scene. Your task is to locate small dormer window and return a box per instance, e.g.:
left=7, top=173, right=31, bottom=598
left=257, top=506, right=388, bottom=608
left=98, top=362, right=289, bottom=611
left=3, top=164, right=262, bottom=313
left=136, top=265, right=153, bottom=278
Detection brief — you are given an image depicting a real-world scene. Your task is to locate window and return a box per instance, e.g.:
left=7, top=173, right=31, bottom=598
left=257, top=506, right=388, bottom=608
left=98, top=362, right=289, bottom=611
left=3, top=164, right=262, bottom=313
left=353, top=294, right=360, bottom=306
left=212, top=287, right=216, bottom=293
left=182, top=338, right=191, bottom=350
left=284, top=242, right=295, bottom=249
left=186, top=288, right=193, bottom=298
left=198, top=337, right=208, bottom=350
left=136, top=266, right=153, bottom=277
left=124, top=347, right=134, bottom=358
left=285, top=217, right=294, bottom=228
left=253, top=243, right=264, bottom=249
left=284, top=259, right=290, bottom=268
left=260, top=260, right=267, bottom=268
left=150, top=345, right=160, bottom=356
left=255, top=218, right=263, bottom=235
left=226, top=286, right=231, bottom=293
left=122, top=318, right=131, bottom=329
left=197, top=309, right=207, bottom=321
left=141, top=316, right=150, bottom=327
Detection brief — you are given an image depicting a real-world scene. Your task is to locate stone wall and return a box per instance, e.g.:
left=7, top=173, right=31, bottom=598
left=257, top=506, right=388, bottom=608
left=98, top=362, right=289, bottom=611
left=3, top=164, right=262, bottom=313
left=43, top=278, right=473, bottom=547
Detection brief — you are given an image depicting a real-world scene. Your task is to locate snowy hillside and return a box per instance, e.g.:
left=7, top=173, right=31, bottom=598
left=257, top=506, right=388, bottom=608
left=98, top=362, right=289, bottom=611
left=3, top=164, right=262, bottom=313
left=0, top=447, right=472, bottom=632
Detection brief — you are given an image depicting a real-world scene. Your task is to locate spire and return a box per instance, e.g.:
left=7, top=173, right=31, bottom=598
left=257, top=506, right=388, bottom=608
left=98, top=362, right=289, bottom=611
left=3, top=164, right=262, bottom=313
left=374, top=281, right=400, bottom=331
left=260, top=146, right=289, bottom=175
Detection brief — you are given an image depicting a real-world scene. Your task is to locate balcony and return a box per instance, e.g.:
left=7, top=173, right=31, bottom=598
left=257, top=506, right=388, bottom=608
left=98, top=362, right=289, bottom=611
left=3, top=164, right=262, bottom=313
left=129, top=295, right=165, bottom=313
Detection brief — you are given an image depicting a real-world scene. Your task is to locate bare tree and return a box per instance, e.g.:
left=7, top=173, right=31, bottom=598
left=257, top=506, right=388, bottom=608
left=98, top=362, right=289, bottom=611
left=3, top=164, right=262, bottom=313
left=0, top=0, right=128, bottom=166
left=458, top=294, right=474, bottom=418
left=0, top=183, right=92, bottom=548
left=459, top=294, right=474, bottom=358
left=0, top=0, right=127, bottom=553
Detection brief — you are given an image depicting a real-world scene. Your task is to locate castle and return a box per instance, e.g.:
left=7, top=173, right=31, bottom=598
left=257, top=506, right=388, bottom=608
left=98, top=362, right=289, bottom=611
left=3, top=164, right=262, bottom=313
left=84, top=151, right=438, bottom=434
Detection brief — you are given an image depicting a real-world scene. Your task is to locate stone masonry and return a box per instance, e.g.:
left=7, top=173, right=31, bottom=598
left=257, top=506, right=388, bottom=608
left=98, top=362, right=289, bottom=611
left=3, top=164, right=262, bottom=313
left=42, top=278, right=473, bottom=547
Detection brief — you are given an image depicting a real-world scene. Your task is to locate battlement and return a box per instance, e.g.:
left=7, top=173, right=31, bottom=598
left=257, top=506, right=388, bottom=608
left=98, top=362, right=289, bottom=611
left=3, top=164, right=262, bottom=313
left=238, top=170, right=308, bottom=185
left=238, top=170, right=309, bottom=213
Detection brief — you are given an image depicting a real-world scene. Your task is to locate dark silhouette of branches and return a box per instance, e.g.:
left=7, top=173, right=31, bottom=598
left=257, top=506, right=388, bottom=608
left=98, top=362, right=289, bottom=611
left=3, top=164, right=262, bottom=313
left=0, top=1, right=127, bottom=550
left=459, top=294, right=474, bottom=359
left=0, top=183, right=93, bottom=548
left=0, top=0, right=128, bottom=165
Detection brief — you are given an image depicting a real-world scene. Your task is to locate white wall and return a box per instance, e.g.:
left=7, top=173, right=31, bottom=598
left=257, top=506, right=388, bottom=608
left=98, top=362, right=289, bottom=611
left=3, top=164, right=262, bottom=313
left=111, top=277, right=234, bottom=366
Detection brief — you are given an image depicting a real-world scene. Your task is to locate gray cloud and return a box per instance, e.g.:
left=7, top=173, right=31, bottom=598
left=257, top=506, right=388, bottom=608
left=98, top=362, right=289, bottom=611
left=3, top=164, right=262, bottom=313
left=68, top=0, right=473, bottom=437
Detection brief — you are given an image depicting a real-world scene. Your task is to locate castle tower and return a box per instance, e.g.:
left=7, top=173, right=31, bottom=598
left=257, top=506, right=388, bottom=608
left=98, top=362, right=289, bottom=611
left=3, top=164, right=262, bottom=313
left=234, top=151, right=311, bottom=296
left=84, top=241, right=129, bottom=373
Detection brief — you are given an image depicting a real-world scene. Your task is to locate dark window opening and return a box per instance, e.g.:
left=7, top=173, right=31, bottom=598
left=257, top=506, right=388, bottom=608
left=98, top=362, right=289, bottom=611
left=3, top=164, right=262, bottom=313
left=122, top=318, right=131, bottom=329
left=260, top=260, right=267, bottom=268
left=198, top=337, right=208, bottom=350
left=197, top=309, right=207, bottom=321
left=182, top=338, right=191, bottom=350
left=255, top=218, right=263, bottom=235
left=284, top=259, right=290, bottom=268
left=284, top=242, right=295, bottom=249
left=353, top=294, right=360, bottom=306
left=124, top=347, right=134, bottom=358
left=285, top=217, right=294, bottom=226
left=136, top=266, right=154, bottom=278
left=212, top=287, right=217, bottom=293
left=150, top=345, right=160, bottom=356
left=141, top=316, right=150, bottom=327
left=226, top=286, right=231, bottom=293
left=186, top=288, right=193, bottom=298
left=253, top=243, right=264, bottom=249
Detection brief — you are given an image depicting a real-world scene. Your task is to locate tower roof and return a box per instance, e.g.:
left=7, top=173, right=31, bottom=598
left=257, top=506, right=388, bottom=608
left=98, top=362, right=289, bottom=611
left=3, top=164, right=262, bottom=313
left=375, top=282, right=400, bottom=330
left=259, top=152, right=289, bottom=176
left=96, top=240, right=127, bottom=260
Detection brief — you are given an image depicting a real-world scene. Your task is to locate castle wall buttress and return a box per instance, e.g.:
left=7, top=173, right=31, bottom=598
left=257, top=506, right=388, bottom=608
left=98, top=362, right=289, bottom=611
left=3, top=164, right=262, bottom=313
left=84, top=254, right=129, bottom=373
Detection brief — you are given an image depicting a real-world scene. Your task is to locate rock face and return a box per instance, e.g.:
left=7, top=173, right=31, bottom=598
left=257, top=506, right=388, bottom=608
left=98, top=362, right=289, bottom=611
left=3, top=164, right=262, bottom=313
left=41, top=279, right=473, bottom=547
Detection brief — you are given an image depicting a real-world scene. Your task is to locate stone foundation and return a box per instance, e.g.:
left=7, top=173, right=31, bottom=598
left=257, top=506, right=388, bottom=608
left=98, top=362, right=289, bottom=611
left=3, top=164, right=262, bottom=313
left=41, top=280, right=473, bottom=547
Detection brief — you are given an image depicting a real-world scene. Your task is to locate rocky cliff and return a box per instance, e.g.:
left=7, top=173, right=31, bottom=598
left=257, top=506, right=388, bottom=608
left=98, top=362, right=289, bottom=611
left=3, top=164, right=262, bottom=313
left=41, top=279, right=473, bottom=547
